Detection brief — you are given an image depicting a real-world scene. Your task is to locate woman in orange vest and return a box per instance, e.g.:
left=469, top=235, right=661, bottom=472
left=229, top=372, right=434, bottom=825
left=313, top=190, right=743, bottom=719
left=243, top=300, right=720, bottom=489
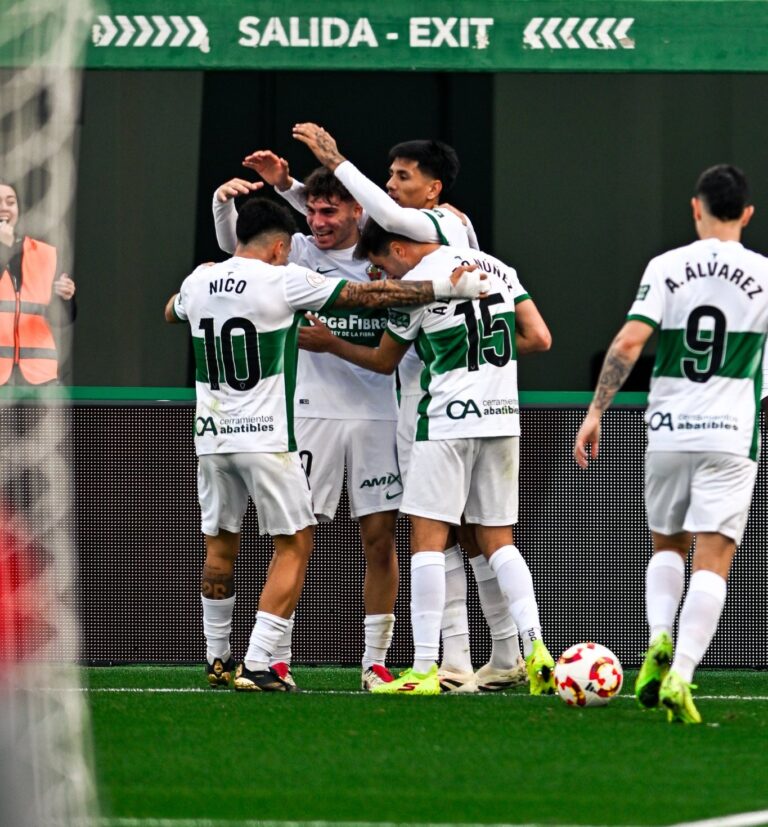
left=0, top=182, right=76, bottom=385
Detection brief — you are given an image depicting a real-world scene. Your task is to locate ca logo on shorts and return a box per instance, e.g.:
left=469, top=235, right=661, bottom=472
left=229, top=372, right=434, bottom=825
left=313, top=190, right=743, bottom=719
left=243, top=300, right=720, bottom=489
left=648, top=412, right=673, bottom=431
left=196, top=416, right=218, bottom=436
left=447, top=399, right=482, bottom=420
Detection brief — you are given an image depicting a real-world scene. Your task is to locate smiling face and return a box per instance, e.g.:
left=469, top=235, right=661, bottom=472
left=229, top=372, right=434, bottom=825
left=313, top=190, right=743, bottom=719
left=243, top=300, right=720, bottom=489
left=305, top=195, right=361, bottom=251
left=385, top=158, right=442, bottom=209
left=0, top=184, right=19, bottom=230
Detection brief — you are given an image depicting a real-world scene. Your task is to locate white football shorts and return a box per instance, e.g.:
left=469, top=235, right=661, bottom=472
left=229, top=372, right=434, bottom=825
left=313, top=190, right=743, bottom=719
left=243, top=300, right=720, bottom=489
left=396, top=393, right=420, bottom=483
left=400, top=436, right=519, bottom=526
left=197, top=451, right=316, bottom=537
left=295, top=417, right=402, bottom=521
left=644, top=451, right=758, bottom=544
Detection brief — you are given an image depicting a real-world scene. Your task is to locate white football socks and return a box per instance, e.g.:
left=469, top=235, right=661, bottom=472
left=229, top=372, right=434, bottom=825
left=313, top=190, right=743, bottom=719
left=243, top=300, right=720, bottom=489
left=245, top=611, right=290, bottom=672
left=645, top=550, right=685, bottom=642
left=487, top=545, right=542, bottom=657
left=440, top=545, right=473, bottom=673
left=672, top=570, right=727, bottom=683
left=362, top=613, right=395, bottom=670
left=201, top=594, right=235, bottom=664
left=410, top=551, right=446, bottom=674
left=270, top=612, right=295, bottom=668
left=470, top=554, right=521, bottom=669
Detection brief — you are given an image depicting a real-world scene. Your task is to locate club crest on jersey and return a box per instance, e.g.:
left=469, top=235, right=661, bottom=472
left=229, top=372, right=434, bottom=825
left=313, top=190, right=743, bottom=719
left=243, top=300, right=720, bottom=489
left=306, top=271, right=327, bottom=287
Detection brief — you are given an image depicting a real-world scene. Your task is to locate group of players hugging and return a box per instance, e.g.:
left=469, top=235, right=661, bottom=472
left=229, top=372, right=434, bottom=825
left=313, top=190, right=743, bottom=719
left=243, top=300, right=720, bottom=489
left=166, top=124, right=768, bottom=724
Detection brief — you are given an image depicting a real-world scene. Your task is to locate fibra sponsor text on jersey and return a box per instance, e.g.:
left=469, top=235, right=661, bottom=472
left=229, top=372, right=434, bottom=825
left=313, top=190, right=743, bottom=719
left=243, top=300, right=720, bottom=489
left=663, top=262, right=764, bottom=299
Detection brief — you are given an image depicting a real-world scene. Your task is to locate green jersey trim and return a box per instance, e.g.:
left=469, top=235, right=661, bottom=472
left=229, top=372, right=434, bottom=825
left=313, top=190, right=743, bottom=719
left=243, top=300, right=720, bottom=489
left=283, top=313, right=304, bottom=451
left=626, top=313, right=659, bottom=329
left=422, top=211, right=449, bottom=246
left=386, top=327, right=411, bottom=345
left=750, top=342, right=766, bottom=462
left=514, top=293, right=531, bottom=305
left=171, top=301, right=183, bottom=322
left=414, top=333, right=436, bottom=441
left=318, top=278, right=348, bottom=312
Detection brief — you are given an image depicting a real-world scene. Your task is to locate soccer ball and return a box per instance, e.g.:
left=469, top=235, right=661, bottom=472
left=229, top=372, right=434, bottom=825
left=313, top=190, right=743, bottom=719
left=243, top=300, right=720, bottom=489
left=554, top=642, right=623, bottom=707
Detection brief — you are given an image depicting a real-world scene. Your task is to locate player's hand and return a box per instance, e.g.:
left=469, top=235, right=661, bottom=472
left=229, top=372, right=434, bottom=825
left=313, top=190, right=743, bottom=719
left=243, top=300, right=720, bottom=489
left=242, top=151, right=293, bottom=191
left=448, top=264, right=488, bottom=299
left=292, top=123, right=346, bottom=171
left=438, top=203, right=468, bottom=226
left=299, top=312, right=336, bottom=352
left=573, top=410, right=602, bottom=469
left=53, top=273, right=75, bottom=300
left=0, top=220, right=14, bottom=247
left=216, top=178, right=263, bottom=203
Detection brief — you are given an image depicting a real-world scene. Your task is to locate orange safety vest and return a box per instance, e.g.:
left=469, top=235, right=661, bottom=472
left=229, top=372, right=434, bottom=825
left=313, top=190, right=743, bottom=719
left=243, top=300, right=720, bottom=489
left=0, top=237, right=58, bottom=385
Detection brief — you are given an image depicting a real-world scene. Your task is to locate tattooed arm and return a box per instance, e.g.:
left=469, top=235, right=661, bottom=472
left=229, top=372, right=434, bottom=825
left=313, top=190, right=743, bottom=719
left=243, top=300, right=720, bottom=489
left=292, top=123, right=346, bottom=171
left=330, top=264, right=485, bottom=309
left=573, top=320, right=654, bottom=468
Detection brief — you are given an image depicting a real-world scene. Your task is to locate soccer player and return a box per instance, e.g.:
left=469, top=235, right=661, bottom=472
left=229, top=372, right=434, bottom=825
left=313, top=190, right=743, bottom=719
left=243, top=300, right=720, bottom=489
left=573, top=164, right=768, bottom=723
left=289, top=124, right=528, bottom=693
left=213, top=168, right=402, bottom=691
left=300, top=220, right=556, bottom=695
left=165, top=197, right=487, bottom=692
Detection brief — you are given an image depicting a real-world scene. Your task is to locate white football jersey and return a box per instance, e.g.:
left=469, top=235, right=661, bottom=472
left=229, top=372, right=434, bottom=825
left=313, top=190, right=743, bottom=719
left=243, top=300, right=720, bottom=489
left=386, top=246, right=530, bottom=440
left=395, top=208, right=480, bottom=398
left=173, top=256, right=346, bottom=455
left=627, top=238, right=768, bottom=460
left=288, top=234, right=397, bottom=421
left=332, top=161, right=481, bottom=399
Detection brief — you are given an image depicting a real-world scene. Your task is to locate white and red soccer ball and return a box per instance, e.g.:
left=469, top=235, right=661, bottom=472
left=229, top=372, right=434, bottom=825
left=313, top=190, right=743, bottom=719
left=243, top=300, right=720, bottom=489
left=554, top=642, right=623, bottom=707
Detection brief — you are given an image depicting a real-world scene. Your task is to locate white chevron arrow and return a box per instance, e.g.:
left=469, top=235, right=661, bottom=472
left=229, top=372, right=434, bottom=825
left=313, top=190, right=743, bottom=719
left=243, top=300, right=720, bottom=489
left=151, top=15, right=171, bottom=47
left=523, top=18, right=545, bottom=49
left=114, top=15, right=135, bottom=47
left=541, top=18, right=562, bottom=49
left=522, top=17, right=635, bottom=50
left=187, top=16, right=210, bottom=53
left=560, top=18, right=580, bottom=49
left=133, top=15, right=153, bottom=47
left=578, top=18, right=599, bottom=49
left=93, top=15, right=117, bottom=47
left=169, top=16, right=190, bottom=47
left=596, top=18, right=618, bottom=49
left=614, top=18, right=635, bottom=48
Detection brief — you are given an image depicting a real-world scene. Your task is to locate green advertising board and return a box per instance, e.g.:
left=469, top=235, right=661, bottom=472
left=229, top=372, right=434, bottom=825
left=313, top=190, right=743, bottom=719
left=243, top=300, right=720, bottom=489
left=4, top=0, right=768, bottom=71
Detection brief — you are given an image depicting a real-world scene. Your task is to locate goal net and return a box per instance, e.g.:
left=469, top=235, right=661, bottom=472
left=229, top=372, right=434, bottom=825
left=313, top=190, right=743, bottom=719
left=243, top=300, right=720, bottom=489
left=1, top=0, right=98, bottom=824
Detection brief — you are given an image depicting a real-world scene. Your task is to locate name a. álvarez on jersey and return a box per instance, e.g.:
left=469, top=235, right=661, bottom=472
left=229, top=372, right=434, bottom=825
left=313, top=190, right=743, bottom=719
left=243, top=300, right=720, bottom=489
left=664, top=261, right=764, bottom=299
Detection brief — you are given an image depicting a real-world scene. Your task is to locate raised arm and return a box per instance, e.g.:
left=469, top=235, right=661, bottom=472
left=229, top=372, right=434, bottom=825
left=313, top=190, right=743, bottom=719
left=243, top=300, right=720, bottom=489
left=292, top=122, right=446, bottom=243
left=573, top=320, right=654, bottom=468
left=212, top=178, right=263, bottom=254
left=242, top=149, right=308, bottom=216
left=300, top=314, right=409, bottom=375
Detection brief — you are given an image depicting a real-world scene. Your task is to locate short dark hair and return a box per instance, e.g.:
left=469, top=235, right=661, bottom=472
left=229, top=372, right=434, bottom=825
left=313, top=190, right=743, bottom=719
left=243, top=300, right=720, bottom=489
left=303, top=166, right=355, bottom=204
left=388, top=140, right=460, bottom=194
left=695, top=164, right=750, bottom=221
left=354, top=217, right=413, bottom=259
left=235, top=197, right=297, bottom=245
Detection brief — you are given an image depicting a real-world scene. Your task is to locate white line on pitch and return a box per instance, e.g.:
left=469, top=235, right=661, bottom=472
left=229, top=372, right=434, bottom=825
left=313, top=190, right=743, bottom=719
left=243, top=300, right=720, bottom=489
left=669, top=810, right=768, bottom=827
left=70, top=688, right=768, bottom=700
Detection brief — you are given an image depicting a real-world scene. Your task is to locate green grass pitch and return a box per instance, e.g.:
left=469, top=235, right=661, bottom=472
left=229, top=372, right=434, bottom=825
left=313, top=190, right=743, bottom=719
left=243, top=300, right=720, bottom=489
left=87, top=666, right=768, bottom=827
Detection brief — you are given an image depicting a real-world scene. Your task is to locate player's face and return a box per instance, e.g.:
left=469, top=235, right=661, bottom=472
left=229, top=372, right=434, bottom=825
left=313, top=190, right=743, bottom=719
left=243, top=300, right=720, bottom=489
left=305, top=195, right=360, bottom=251
left=0, top=185, right=19, bottom=230
left=368, top=248, right=408, bottom=279
left=386, top=158, right=439, bottom=208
